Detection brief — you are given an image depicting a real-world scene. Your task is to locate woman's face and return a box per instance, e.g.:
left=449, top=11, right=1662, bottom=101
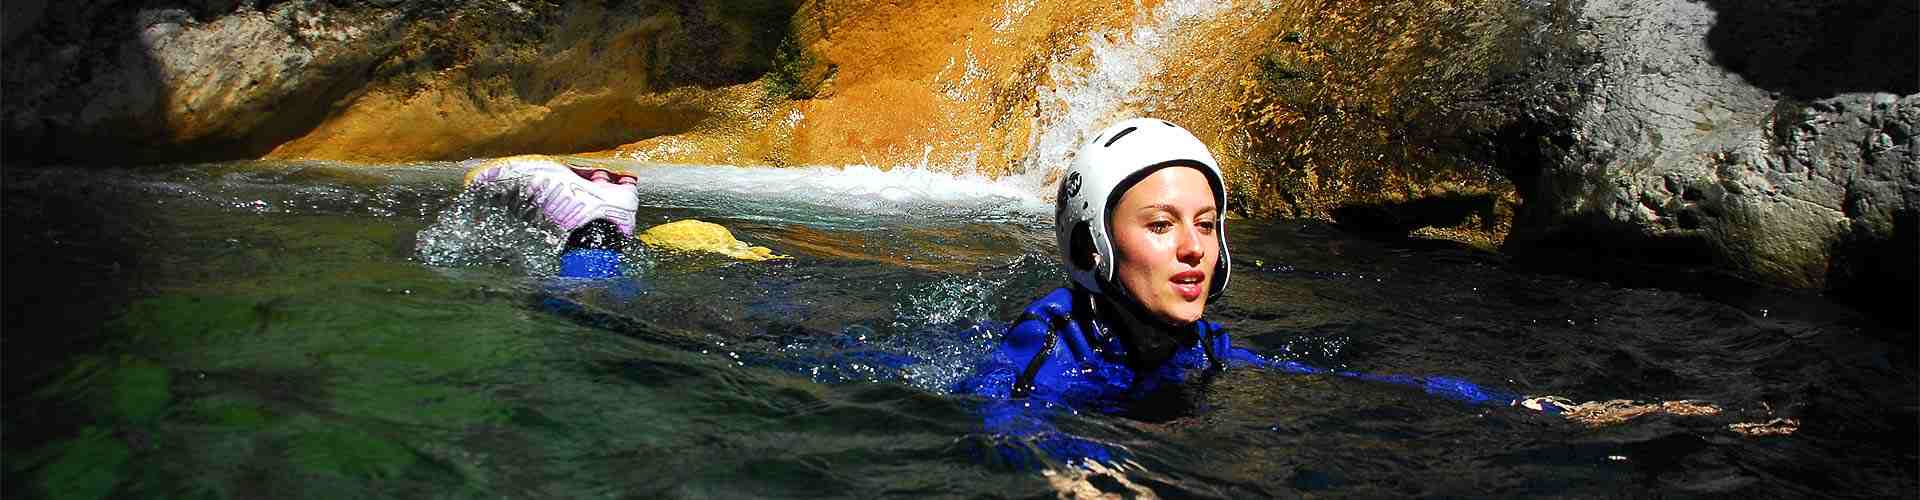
left=1109, top=166, right=1219, bottom=327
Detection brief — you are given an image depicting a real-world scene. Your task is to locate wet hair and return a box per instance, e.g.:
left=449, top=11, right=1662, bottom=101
left=565, top=219, right=627, bottom=252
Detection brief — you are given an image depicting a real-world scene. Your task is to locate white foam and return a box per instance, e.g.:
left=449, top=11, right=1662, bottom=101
left=612, top=163, right=1052, bottom=227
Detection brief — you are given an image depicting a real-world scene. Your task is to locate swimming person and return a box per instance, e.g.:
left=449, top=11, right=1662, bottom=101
left=461, top=156, right=641, bottom=279
left=954, top=117, right=1252, bottom=406
left=953, top=118, right=1553, bottom=467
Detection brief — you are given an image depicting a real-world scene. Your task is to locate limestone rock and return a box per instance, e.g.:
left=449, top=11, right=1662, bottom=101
left=638, top=219, right=786, bottom=262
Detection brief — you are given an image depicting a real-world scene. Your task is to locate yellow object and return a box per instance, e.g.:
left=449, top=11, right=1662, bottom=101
left=638, top=220, right=787, bottom=261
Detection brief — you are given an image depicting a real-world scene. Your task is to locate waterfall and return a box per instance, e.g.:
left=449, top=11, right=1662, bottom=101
left=1007, top=0, right=1232, bottom=195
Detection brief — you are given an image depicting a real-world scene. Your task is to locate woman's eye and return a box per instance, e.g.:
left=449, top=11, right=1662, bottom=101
left=1196, top=219, right=1217, bottom=234
left=1148, top=220, right=1174, bottom=233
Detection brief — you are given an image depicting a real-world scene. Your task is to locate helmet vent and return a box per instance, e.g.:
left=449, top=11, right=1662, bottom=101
left=1103, top=127, right=1138, bottom=147
left=1159, top=120, right=1175, bottom=127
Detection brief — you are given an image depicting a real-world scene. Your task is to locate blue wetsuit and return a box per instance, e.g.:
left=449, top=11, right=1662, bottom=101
left=952, top=287, right=1524, bottom=468
left=953, top=287, right=1253, bottom=408
left=560, top=249, right=623, bottom=278
left=955, top=287, right=1519, bottom=406
left=558, top=219, right=629, bottom=279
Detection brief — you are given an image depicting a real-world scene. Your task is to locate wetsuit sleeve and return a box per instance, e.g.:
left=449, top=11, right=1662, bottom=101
left=951, top=302, right=1056, bottom=400
left=559, top=249, right=623, bottom=278
left=1003, top=288, right=1086, bottom=399
left=1204, top=321, right=1277, bottom=369
left=970, top=399, right=1123, bottom=470
left=953, top=288, right=1122, bottom=469
left=1207, top=322, right=1520, bottom=406
left=1337, top=371, right=1519, bottom=406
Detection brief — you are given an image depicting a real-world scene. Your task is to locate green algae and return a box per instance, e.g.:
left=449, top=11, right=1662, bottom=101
left=107, top=359, right=172, bottom=424
left=329, top=382, right=508, bottom=428
left=287, top=428, right=417, bottom=479
left=192, top=398, right=273, bottom=430
left=33, top=427, right=131, bottom=500
left=29, top=356, right=172, bottom=425
left=112, top=295, right=271, bottom=351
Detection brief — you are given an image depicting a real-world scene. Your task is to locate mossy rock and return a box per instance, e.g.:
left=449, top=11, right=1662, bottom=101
left=638, top=220, right=787, bottom=262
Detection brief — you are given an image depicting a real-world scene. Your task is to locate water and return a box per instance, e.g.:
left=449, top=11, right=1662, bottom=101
left=3, top=160, right=1915, bottom=498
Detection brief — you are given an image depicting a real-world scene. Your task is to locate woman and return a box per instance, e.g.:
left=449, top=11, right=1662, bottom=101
left=956, top=118, right=1525, bottom=411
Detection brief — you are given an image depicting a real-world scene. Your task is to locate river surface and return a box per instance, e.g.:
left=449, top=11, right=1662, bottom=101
left=3, top=160, right=1914, bottom=498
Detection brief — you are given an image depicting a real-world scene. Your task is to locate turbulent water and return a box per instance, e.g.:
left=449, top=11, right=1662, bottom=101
left=3, top=160, right=1915, bottom=498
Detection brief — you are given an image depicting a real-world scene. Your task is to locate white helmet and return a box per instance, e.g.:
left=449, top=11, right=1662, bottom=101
left=1055, top=118, right=1230, bottom=299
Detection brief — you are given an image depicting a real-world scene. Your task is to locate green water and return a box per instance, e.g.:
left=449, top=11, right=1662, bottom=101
left=3, top=161, right=1914, bottom=498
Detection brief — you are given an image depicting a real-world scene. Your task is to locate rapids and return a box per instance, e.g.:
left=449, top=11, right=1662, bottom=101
left=4, top=160, right=1914, bottom=498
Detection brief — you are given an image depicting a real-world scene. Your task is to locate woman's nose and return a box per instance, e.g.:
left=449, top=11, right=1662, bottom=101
left=1176, top=224, right=1205, bottom=264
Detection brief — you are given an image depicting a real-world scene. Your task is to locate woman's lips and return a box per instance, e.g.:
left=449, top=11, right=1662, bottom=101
left=1170, top=269, right=1206, bottom=300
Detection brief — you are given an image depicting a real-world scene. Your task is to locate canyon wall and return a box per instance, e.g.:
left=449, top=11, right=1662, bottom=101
left=3, top=0, right=1913, bottom=324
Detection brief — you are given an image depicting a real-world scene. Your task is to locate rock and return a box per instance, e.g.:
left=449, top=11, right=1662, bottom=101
left=1, top=1, right=799, bottom=164
left=2, top=2, right=407, bottom=163
left=0, top=0, right=1161, bottom=170
left=1498, top=0, right=1917, bottom=326
left=637, top=219, right=786, bottom=262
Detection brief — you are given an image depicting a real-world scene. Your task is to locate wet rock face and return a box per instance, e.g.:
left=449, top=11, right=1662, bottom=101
left=3, top=1, right=404, bottom=163
left=1, top=0, right=797, bottom=164
left=1502, top=0, right=1916, bottom=324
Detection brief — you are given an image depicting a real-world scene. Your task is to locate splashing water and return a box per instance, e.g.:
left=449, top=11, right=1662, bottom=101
left=412, top=184, right=573, bottom=275
left=1011, top=0, right=1232, bottom=191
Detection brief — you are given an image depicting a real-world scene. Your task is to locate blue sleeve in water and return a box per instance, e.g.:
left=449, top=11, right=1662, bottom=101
left=973, top=399, right=1122, bottom=470
left=952, top=314, right=1048, bottom=400
left=954, top=289, right=1077, bottom=400
left=1210, top=322, right=1515, bottom=405
left=1415, top=374, right=1518, bottom=405
left=953, top=289, right=1124, bottom=470
left=1336, top=371, right=1518, bottom=406
left=559, top=249, right=623, bottom=278
left=1204, top=322, right=1320, bottom=372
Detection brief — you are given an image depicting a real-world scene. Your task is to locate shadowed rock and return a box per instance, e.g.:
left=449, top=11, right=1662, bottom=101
left=0, top=1, right=798, bottom=164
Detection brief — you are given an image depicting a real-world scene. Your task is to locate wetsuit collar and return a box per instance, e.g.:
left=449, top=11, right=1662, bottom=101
left=1076, top=286, right=1200, bottom=376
